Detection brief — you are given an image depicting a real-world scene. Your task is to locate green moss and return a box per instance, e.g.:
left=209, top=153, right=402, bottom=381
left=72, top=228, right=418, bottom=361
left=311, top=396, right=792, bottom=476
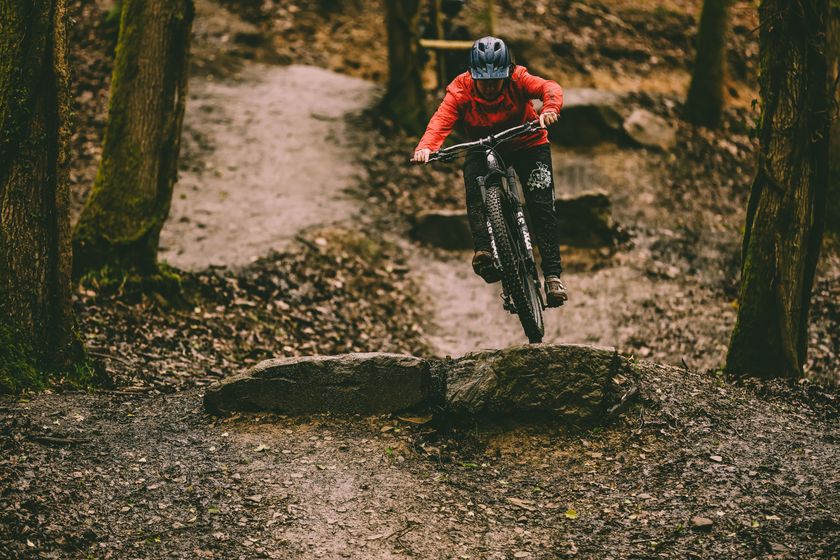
left=0, top=323, right=44, bottom=394
left=0, top=321, right=109, bottom=394
left=336, top=231, right=388, bottom=263
left=79, top=262, right=184, bottom=302
left=61, top=358, right=109, bottom=390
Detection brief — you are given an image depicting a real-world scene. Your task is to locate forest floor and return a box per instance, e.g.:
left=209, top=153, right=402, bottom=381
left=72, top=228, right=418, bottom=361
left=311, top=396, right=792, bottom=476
left=1, top=0, right=839, bottom=558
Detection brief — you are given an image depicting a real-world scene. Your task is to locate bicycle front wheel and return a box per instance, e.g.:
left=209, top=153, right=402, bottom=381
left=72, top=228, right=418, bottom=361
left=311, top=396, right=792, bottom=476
left=485, top=184, right=544, bottom=343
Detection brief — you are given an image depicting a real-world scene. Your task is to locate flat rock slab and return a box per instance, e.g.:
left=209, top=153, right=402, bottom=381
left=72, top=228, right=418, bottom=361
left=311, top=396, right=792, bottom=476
left=555, top=190, right=621, bottom=247
left=203, top=353, right=432, bottom=415
left=412, top=209, right=473, bottom=250
left=443, top=344, right=620, bottom=423
left=205, top=344, right=630, bottom=425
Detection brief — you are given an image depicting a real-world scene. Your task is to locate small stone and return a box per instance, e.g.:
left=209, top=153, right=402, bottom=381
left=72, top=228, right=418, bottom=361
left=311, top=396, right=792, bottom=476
left=709, top=455, right=723, bottom=463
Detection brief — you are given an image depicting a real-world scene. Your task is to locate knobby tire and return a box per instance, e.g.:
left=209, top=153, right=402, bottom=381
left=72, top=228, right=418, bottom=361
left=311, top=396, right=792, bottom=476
left=485, top=184, right=544, bottom=343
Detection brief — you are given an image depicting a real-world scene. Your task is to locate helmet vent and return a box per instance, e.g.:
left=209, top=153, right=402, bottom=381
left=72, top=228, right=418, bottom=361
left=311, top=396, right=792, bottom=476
left=468, top=36, right=513, bottom=80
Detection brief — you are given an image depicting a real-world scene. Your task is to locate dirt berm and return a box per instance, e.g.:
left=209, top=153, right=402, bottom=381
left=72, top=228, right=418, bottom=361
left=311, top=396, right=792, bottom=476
left=203, top=344, right=637, bottom=424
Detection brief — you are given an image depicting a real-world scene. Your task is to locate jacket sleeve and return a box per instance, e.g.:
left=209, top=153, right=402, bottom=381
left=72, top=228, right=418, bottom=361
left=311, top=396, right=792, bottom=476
left=415, top=89, right=460, bottom=152
left=517, top=68, right=563, bottom=115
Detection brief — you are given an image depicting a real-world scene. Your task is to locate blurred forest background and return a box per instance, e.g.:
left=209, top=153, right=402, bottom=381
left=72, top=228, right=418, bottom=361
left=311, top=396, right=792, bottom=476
left=0, top=0, right=838, bottom=558
left=52, top=0, right=838, bottom=389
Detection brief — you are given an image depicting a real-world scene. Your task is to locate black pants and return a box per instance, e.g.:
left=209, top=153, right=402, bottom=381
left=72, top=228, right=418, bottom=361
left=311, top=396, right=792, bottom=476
left=463, top=143, right=562, bottom=277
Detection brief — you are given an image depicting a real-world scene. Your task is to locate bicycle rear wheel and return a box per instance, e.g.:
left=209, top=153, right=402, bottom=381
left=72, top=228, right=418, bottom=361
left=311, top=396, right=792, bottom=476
left=485, top=184, right=544, bottom=343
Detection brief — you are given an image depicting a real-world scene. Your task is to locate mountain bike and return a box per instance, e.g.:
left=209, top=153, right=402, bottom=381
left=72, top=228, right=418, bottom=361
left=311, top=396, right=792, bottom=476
left=425, top=120, right=546, bottom=343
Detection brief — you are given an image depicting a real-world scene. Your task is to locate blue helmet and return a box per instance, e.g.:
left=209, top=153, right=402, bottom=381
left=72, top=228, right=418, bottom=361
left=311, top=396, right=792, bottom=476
left=469, top=36, right=513, bottom=80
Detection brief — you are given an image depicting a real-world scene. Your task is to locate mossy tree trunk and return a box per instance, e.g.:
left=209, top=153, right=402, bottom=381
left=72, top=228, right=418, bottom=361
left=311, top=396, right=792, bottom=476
left=73, top=0, right=194, bottom=279
left=827, top=1, right=839, bottom=234
left=726, top=0, right=830, bottom=379
left=383, top=0, right=427, bottom=134
left=0, top=0, right=82, bottom=390
left=684, top=0, right=730, bottom=127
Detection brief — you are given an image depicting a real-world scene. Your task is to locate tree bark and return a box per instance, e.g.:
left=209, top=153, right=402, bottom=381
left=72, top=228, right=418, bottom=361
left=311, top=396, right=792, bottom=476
left=827, top=2, right=839, bottom=233
left=383, top=0, right=427, bottom=134
left=72, top=0, right=194, bottom=277
left=726, top=0, right=830, bottom=379
left=0, top=0, right=81, bottom=389
left=684, top=0, right=730, bottom=127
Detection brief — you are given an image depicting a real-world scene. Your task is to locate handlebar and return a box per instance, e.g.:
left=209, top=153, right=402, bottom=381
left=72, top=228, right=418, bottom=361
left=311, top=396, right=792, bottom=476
left=425, top=120, right=542, bottom=164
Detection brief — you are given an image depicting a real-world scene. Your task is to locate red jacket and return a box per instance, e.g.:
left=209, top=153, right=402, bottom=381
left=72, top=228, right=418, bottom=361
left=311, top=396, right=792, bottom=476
left=415, top=66, right=563, bottom=153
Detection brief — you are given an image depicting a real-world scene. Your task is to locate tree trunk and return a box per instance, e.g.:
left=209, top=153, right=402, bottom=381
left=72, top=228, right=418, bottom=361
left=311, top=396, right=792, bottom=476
left=726, top=0, right=830, bottom=379
left=0, top=0, right=81, bottom=390
left=72, top=0, right=194, bottom=278
left=684, top=0, right=730, bottom=127
left=383, top=0, right=427, bottom=134
left=827, top=2, right=839, bottom=234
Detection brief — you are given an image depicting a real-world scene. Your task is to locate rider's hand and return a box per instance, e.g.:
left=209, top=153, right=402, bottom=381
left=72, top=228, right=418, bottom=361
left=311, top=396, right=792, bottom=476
left=412, top=148, right=432, bottom=164
left=539, top=111, right=559, bottom=128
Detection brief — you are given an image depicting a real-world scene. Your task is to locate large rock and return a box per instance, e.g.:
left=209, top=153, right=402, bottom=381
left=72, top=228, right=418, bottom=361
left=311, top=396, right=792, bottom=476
left=203, top=353, right=432, bottom=415
left=443, top=344, right=621, bottom=423
left=204, top=344, right=635, bottom=425
left=555, top=190, right=622, bottom=247
left=622, top=109, right=678, bottom=151
left=411, top=209, right=473, bottom=250
left=549, top=89, right=625, bottom=148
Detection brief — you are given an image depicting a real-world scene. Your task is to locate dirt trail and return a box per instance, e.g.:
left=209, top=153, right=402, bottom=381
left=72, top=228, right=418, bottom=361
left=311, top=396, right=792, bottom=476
left=159, top=64, right=377, bottom=270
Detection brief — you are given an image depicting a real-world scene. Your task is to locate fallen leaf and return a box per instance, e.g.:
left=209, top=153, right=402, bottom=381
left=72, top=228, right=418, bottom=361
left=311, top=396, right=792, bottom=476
left=507, top=498, right=536, bottom=512
left=397, top=415, right=433, bottom=424
left=691, top=516, right=713, bottom=529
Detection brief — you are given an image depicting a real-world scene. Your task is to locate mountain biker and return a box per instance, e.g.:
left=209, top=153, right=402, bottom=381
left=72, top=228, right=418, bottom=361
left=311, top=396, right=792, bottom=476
left=411, top=36, right=568, bottom=307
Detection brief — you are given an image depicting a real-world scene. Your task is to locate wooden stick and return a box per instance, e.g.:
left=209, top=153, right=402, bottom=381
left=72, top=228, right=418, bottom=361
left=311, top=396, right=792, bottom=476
left=419, top=39, right=473, bottom=50
left=29, top=435, right=92, bottom=446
